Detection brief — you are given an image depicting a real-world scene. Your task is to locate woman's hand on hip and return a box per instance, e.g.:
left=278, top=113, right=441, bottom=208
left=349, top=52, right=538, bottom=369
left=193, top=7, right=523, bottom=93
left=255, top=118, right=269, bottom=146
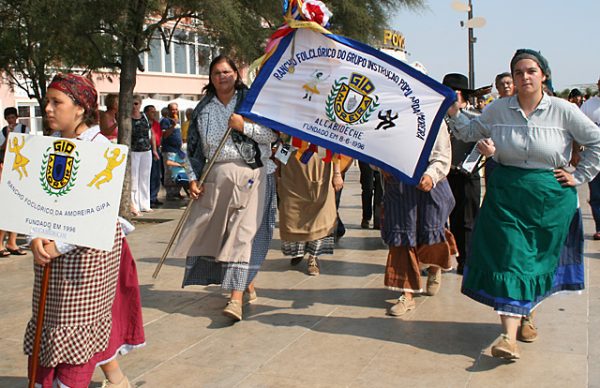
left=189, top=180, right=204, bottom=200
left=554, top=168, right=576, bottom=187
left=228, top=114, right=245, bottom=133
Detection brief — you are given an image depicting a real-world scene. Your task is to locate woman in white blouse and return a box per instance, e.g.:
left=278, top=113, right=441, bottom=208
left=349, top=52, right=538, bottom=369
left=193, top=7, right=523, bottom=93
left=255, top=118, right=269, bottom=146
left=173, top=55, right=277, bottom=322
left=447, top=49, right=600, bottom=360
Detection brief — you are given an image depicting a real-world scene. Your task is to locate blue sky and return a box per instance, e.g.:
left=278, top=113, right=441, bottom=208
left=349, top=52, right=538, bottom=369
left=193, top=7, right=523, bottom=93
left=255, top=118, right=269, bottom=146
left=391, top=1, right=598, bottom=92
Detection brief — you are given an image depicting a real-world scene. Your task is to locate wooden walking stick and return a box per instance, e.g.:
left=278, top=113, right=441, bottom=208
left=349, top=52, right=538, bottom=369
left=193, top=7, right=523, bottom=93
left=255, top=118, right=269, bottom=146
left=29, top=264, right=51, bottom=388
left=152, top=126, right=234, bottom=279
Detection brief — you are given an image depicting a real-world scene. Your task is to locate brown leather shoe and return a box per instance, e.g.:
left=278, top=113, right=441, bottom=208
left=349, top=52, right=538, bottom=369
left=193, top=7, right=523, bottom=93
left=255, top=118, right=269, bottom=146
left=426, top=269, right=442, bottom=296
left=491, top=334, right=520, bottom=360
left=517, top=316, right=538, bottom=342
left=307, top=255, right=320, bottom=276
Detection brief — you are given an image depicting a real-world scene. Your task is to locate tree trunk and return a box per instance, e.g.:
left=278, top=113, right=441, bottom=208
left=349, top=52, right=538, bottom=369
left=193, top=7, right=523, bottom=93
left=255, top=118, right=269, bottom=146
left=117, top=49, right=137, bottom=218
left=117, top=0, right=148, bottom=218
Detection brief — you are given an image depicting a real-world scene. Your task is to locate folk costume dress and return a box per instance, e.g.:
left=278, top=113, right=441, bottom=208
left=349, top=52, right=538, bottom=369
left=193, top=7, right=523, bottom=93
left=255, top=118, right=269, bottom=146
left=448, top=94, right=600, bottom=316
left=278, top=144, right=338, bottom=260
left=24, top=126, right=145, bottom=388
left=175, top=88, right=277, bottom=290
left=382, top=122, right=457, bottom=292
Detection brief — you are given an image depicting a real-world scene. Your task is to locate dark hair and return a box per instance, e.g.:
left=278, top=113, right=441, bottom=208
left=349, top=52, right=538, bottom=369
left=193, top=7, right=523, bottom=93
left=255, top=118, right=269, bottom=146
left=4, top=107, right=17, bottom=118
left=83, top=110, right=98, bottom=126
left=143, top=105, right=155, bottom=114
left=105, top=93, right=118, bottom=110
left=202, top=55, right=246, bottom=95
left=494, top=72, right=512, bottom=85
left=568, top=88, right=583, bottom=99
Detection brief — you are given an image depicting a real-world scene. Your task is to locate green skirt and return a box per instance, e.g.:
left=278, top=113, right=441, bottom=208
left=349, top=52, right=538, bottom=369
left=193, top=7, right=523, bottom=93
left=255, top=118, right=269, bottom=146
left=462, top=165, right=577, bottom=302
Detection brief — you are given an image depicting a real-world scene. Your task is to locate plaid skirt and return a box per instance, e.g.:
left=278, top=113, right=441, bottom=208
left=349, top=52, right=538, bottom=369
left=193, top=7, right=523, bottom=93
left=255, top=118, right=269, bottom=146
left=24, top=225, right=123, bottom=368
left=182, top=173, right=277, bottom=291
left=281, top=236, right=335, bottom=257
left=29, top=238, right=146, bottom=387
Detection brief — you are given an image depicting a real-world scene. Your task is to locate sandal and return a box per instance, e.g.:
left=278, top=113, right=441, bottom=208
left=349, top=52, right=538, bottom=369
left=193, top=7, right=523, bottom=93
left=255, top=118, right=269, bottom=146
left=0, top=249, right=10, bottom=257
left=7, top=247, right=27, bottom=256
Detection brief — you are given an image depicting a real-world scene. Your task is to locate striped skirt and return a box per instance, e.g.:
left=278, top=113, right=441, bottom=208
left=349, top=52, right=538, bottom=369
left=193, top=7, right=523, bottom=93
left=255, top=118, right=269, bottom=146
left=382, top=177, right=456, bottom=292
left=381, top=177, right=455, bottom=247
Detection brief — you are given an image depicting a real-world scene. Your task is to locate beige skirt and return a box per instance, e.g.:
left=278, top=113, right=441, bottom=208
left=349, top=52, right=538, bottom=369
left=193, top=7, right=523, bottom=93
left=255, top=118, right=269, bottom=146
left=278, top=152, right=336, bottom=242
left=172, top=160, right=266, bottom=263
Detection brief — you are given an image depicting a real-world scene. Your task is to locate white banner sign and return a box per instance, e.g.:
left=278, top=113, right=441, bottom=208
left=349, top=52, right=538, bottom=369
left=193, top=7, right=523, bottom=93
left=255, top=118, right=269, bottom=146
left=0, top=133, right=128, bottom=250
left=239, top=28, right=455, bottom=184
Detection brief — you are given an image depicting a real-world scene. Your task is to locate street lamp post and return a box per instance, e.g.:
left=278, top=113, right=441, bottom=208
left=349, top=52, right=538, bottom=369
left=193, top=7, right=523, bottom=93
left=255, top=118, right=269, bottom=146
left=467, top=0, right=474, bottom=89
left=452, top=0, right=486, bottom=90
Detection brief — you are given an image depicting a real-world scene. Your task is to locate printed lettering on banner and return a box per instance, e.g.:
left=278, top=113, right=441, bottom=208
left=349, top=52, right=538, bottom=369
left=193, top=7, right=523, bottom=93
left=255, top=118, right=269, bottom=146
left=0, top=133, right=128, bottom=250
left=239, top=28, right=455, bottom=184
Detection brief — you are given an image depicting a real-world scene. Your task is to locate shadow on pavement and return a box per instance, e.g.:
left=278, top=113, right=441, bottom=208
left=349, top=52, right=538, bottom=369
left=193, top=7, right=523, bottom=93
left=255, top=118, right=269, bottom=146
left=248, top=311, right=499, bottom=364
left=0, top=376, right=28, bottom=388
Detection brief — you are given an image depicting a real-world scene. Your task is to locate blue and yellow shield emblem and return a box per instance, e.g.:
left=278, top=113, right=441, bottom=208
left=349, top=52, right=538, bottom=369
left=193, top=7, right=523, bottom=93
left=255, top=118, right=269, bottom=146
left=46, top=154, right=74, bottom=189
left=40, top=139, right=80, bottom=196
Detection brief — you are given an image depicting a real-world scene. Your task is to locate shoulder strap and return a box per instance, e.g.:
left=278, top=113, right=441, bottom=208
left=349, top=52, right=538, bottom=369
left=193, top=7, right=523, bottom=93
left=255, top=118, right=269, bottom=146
left=234, top=87, right=248, bottom=112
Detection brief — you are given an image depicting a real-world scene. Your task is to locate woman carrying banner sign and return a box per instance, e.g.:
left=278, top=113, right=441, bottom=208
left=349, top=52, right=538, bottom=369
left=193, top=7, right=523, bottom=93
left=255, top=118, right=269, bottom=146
left=174, top=55, right=277, bottom=322
left=382, top=121, right=456, bottom=316
left=26, top=74, right=145, bottom=387
left=448, top=49, right=600, bottom=360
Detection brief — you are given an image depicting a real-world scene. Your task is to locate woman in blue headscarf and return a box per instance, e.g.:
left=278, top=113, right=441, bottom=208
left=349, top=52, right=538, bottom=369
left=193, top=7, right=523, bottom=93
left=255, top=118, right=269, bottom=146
left=447, top=49, right=600, bottom=360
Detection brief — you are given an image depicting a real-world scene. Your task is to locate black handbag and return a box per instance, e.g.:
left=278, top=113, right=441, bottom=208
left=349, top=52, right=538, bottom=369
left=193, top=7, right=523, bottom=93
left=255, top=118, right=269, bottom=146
left=231, top=130, right=263, bottom=169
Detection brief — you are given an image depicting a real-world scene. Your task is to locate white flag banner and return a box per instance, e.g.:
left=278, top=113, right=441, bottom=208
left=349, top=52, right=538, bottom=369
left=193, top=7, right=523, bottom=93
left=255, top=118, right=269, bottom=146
left=239, top=28, right=455, bottom=184
left=0, top=133, right=128, bottom=250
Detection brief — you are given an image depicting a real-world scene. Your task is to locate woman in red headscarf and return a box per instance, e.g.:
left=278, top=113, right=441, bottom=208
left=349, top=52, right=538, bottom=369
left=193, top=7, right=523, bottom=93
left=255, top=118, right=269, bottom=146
left=25, top=74, right=145, bottom=388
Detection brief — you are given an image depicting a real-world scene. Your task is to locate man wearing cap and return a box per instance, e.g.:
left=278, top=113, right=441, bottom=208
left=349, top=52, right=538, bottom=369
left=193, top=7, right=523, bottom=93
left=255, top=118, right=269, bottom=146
left=442, top=73, right=481, bottom=274
left=581, top=77, right=600, bottom=240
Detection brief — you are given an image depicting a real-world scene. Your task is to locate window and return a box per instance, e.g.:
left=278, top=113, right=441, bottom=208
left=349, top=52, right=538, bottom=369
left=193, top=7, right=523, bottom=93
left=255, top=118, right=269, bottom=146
left=17, top=107, right=29, bottom=118
left=189, top=45, right=197, bottom=74
left=142, top=28, right=212, bottom=76
left=148, top=38, right=162, bottom=72
left=174, top=41, right=187, bottom=74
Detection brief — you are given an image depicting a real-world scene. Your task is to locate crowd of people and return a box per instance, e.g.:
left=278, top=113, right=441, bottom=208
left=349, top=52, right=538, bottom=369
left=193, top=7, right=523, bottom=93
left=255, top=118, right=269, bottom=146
left=1, top=46, right=599, bottom=387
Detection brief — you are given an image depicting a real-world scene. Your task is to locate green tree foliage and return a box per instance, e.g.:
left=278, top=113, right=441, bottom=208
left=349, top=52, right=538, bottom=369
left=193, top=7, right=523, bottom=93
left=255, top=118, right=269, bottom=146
left=0, top=0, right=107, bottom=106
left=0, top=0, right=425, bottom=216
left=197, top=0, right=425, bottom=64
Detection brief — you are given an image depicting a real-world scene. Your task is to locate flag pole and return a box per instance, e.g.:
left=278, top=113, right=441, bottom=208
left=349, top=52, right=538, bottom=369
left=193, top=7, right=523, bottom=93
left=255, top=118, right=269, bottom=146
left=152, top=127, right=234, bottom=279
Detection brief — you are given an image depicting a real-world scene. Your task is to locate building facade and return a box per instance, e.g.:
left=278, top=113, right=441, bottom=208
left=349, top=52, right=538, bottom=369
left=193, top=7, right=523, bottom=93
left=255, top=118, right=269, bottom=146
left=0, top=27, right=214, bottom=133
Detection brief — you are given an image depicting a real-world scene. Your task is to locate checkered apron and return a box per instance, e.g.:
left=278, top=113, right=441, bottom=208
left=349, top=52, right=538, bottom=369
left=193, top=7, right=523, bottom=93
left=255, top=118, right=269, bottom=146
left=23, top=224, right=123, bottom=367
